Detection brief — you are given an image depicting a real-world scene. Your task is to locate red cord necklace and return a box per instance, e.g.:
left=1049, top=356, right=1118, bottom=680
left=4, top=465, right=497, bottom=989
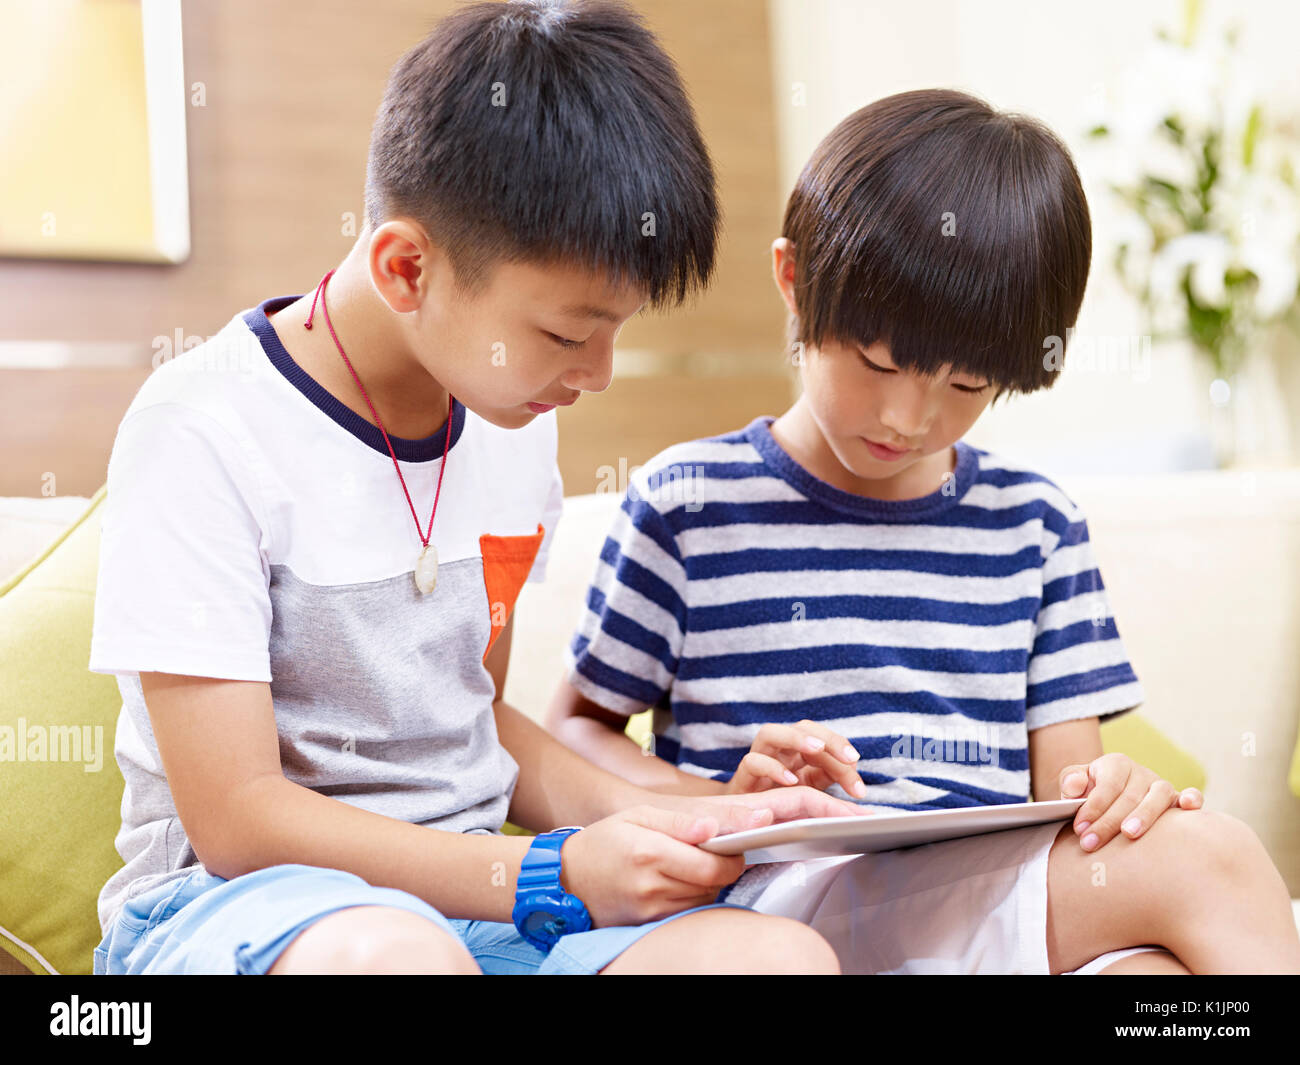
left=304, top=268, right=452, bottom=594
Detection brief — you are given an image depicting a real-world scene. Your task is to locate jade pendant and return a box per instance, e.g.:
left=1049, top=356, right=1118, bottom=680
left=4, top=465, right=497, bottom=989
left=414, top=543, right=438, bottom=594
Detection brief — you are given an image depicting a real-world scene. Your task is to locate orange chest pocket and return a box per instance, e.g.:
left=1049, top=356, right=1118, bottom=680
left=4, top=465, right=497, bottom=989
left=480, top=523, right=545, bottom=662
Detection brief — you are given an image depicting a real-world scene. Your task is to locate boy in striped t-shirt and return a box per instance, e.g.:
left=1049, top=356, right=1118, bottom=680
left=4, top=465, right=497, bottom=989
left=547, top=89, right=1300, bottom=975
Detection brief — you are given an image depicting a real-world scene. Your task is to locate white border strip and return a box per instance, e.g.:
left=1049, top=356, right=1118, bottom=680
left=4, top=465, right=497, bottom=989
left=141, top=0, right=190, bottom=262
left=0, top=921, right=60, bottom=975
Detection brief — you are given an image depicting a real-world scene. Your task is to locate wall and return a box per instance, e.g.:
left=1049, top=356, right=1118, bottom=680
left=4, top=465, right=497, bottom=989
left=766, top=0, right=1300, bottom=475
left=0, top=0, right=793, bottom=497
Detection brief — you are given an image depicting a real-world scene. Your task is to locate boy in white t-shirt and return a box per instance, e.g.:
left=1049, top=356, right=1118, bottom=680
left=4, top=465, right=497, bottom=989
left=547, top=89, right=1300, bottom=975
left=89, top=0, right=860, bottom=976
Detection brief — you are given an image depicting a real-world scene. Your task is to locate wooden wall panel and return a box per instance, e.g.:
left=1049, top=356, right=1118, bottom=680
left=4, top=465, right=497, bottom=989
left=0, top=0, right=790, bottom=497
left=0, top=0, right=785, bottom=349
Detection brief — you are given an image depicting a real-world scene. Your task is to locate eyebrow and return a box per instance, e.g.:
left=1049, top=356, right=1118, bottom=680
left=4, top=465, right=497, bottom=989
left=559, top=301, right=644, bottom=323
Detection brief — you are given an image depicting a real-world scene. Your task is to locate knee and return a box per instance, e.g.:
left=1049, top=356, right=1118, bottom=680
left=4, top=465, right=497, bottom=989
left=273, top=906, right=478, bottom=974
left=1172, top=808, right=1265, bottom=877
left=1135, top=807, right=1266, bottom=890
left=345, top=910, right=478, bottom=975
left=735, top=915, right=841, bottom=975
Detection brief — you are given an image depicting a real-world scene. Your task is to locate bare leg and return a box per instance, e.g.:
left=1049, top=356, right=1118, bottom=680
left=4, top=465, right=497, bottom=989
left=600, top=908, right=840, bottom=974
left=1046, top=807, right=1300, bottom=974
left=266, top=905, right=480, bottom=974
left=1095, top=951, right=1191, bottom=975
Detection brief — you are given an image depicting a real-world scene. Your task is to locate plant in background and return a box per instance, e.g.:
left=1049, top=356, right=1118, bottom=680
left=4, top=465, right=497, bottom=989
left=1083, top=0, right=1300, bottom=462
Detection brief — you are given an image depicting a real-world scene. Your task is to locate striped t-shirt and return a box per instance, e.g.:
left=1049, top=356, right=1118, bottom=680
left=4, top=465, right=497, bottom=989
left=564, top=415, right=1144, bottom=810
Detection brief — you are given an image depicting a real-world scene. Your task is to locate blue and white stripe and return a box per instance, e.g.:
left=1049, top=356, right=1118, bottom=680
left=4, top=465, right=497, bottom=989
left=565, top=416, right=1144, bottom=810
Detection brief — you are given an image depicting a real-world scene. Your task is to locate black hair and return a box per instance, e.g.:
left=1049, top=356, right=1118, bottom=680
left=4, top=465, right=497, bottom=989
left=363, top=0, right=719, bottom=309
left=781, top=88, right=1092, bottom=400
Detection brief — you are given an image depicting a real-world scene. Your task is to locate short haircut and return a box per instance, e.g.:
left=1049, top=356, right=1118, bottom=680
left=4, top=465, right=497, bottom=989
left=781, top=89, right=1092, bottom=400
left=363, top=0, right=719, bottom=310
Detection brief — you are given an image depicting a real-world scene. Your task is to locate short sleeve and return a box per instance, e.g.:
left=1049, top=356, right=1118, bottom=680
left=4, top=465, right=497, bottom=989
left=563, top=492, right=687, bottom=717
left=1025, top=505, right=1145, bottom=732
left=526, top=464, right=564, bottom=584
left=88, top=402, right=274, bottom=682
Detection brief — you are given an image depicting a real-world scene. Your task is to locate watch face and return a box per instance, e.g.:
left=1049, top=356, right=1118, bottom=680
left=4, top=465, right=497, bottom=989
left=523, top=909, right=558, bottom=936
left=515, top=890, right=590, bottom=950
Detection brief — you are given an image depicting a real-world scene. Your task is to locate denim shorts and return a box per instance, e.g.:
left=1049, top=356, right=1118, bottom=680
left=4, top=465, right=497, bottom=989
left=93, top=863, right=750, bottom=975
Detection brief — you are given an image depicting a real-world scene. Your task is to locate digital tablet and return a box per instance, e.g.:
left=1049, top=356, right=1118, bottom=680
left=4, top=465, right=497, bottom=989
left=699, top=798, right=1086, bottom=863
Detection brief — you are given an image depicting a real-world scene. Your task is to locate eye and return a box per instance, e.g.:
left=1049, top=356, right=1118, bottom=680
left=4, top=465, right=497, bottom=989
left=545, top=331, right=584, bottom=350
left=860, top=354, right=895, bottom=374
left=952, top=381, right=992, bottom=394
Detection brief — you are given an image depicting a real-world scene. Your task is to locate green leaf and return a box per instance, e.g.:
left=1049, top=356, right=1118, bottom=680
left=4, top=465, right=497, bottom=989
left=1242, top=104, right=1261, bottom=168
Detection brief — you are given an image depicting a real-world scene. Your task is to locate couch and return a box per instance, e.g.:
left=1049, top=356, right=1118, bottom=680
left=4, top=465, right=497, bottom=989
left=3, top=470, right=1299, bottom=975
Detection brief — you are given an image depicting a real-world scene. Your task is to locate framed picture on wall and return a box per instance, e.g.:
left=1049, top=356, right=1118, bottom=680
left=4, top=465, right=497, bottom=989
left=0, top=0, right=189, bottom=263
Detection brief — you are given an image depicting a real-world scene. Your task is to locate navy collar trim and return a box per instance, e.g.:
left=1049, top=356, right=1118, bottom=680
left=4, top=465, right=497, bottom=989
left=742, top=415, right=977, bottom=520
left=243, top=294, right=466, bottom=463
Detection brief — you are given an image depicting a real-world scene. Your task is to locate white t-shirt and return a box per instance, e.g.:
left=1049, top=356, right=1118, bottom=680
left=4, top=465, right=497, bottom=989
left=89, top=293, right=563, bottom=936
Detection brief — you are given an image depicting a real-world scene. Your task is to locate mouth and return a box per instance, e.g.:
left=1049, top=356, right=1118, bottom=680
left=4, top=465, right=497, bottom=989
left=862, top=437, right=914, bottom=461
left=527, top=395, right=579, bottom=414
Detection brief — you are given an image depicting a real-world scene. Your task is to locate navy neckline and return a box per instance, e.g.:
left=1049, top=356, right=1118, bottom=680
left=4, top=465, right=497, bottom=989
left=243, top=294, right=467, bottom=462
left=742, top=415, right=977, bottom=520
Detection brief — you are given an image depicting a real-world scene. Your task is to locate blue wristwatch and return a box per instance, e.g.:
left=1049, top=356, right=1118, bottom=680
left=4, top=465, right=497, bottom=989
left=512, top=826, right=591, bottom=952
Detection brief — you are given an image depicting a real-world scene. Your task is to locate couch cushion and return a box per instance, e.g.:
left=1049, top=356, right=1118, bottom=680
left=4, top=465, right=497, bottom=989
left=0, top=485, right=125, bottom=974
left=0, top=495, right=93, bottom=589
left=0, top=487, right=1216, bottom=977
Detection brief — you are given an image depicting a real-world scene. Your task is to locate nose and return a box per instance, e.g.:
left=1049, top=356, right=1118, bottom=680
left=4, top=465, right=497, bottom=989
left=561, top=339, right=615, bottom=395
left=877, top=377, right=938, bottom=442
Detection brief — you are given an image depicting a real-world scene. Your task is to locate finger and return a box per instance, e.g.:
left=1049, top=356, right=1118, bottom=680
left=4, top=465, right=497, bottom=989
left=625, top=880, right=724, bottom=925
left=736, top=751, right=801, bottom=790
left=790, top=747, right=867, bottom=798
left=622, top=803, right=766, bottom=844
left=751, top=784, right=867, bottom=822
left=645, top=839, right=748, bottom=890
left=693, top=799, right=784, bottom=836
left=1059, top=763, right=1090, bottom=799
left=796, top=765, right=837, bottom=792
left=1115, top=780, right=1183, bottom=841
left=790, top=719, right=862, bottom=765
left=1177, top=787, right=1204, bottom=810
left=750, top=721, right=867, bottom=798
left=1072, top=756, right=1127, bottom=837
left=1078, top=773, right=1157, bottom=851
left=727, top=768, right=775, bottom=796
left=753, top=722, right=859, bottom=765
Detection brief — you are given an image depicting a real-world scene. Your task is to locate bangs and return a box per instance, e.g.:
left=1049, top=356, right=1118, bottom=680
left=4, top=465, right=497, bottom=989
left=783, top=90, right=1092, bottom=396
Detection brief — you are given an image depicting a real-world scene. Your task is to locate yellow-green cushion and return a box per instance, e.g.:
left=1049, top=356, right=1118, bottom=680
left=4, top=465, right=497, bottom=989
left=0, top=486, right=125, bottom=975
left=626, top=709, right=1206, bottom=794
left=0, top=485, right=535, bottom=976
left=1099, top=711, right=1206, bottom=793
left=1289, top=733, right=1300, bottom=800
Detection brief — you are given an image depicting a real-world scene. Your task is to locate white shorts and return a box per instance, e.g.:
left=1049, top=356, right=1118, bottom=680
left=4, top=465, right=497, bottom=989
left=720, top=820, right=1173, bottom=975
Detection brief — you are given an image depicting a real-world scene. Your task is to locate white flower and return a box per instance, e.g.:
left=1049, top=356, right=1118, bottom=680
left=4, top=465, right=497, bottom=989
left=1108, top=38, right=1218, bottom=146
left=1087, top=24, right=1300, bottom=333
left=1240, top=241, right=1299, bottom=318
left=1150, top=233, right=1232, bottom=308
left=1218, top=170, right=1300, bottom=318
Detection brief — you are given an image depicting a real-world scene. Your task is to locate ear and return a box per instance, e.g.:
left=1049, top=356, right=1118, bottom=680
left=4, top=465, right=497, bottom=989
left=368, top=219, right=431, bottom=314
left=771, top=237, right=797, bottom=313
